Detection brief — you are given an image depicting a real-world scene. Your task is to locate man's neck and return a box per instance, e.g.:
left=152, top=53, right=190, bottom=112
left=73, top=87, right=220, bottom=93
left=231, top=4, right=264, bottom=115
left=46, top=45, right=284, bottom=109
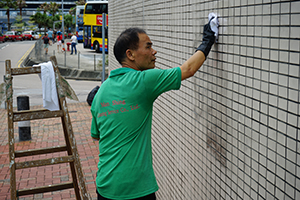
left=121, top=62, right=139, bottom=71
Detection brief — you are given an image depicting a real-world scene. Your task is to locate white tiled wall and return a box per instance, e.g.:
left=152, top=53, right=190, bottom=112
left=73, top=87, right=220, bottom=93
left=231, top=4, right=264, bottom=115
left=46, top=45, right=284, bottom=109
left=108, top=0, right=300, bottom=199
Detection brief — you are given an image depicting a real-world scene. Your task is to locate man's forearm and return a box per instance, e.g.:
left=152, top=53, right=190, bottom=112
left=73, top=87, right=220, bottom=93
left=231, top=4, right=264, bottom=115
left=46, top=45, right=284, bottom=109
left=180, top=51, right=206, bottom=80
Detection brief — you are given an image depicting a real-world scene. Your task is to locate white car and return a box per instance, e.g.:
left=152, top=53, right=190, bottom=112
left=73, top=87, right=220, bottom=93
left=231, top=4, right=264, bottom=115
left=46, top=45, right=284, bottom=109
left=22, top=31, right=40, bottom=40
left=31, top=31, right=40, bottom=40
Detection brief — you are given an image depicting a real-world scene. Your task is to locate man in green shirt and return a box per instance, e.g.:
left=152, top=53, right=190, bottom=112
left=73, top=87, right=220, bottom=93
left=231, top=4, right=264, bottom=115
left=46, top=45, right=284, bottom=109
left=91, top=17, right=218, bottom=200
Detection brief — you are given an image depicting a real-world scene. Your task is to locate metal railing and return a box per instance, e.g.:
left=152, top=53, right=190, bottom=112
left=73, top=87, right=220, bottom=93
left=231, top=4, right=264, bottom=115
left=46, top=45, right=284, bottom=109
left=26, top=39, right=107, bottom=72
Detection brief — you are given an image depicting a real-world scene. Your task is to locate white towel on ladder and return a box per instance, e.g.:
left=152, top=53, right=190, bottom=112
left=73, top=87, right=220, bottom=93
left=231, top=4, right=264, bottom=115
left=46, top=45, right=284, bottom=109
left=37, top=61, right=60, bottom=111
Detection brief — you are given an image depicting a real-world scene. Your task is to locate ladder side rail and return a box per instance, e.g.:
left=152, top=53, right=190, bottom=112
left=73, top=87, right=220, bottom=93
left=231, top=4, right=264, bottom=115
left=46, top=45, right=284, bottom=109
left=5, top=60, right=17, bottom=200
left=59, top=97, right=82, bottom=200
left=51, top=56, right=89, bottom=200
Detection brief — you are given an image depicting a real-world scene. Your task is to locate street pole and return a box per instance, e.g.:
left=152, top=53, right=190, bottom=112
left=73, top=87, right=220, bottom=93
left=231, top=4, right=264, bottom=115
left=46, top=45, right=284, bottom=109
left=62, top=0, right=65, bottom=49
left=102, top=13, right=106, bottom=83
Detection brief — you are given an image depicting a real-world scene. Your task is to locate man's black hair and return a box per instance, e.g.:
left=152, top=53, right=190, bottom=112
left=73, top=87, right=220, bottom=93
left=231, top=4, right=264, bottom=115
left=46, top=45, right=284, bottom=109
left=113, top=28, right=146, bottom=65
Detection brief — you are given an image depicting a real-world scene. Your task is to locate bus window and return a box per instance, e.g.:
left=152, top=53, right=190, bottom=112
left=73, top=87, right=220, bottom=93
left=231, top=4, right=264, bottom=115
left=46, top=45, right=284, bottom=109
left=85, top=4, right=108, bottom=14
left=93, top=26, right=108, bottom=38
left=93, top=26, right=102, bottom=38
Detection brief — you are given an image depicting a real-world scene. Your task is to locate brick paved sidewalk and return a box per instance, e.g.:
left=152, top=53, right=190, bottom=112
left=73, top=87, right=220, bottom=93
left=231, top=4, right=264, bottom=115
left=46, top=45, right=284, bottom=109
left=0, top=102, right=99, bottom=200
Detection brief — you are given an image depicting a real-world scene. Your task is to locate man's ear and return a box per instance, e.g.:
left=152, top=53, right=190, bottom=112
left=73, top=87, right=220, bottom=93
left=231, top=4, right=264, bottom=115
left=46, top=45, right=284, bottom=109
left=126, top=49, right=135, bottom=61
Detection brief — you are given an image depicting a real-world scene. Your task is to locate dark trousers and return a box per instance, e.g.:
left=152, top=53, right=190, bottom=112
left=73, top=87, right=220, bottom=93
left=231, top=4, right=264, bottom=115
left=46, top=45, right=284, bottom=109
left=71, top=43, right=77, bottom=54
left=97, top=189, right=156, bottom=200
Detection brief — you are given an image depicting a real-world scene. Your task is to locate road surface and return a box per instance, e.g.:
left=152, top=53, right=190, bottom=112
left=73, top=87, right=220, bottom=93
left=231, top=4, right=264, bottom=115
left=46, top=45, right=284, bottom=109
left=0, top=40, right=101, bottom=108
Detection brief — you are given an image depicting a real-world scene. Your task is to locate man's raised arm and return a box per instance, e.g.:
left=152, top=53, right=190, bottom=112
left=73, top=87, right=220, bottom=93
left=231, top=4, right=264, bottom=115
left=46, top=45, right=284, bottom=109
left=180, top=16, right=218, bottom=80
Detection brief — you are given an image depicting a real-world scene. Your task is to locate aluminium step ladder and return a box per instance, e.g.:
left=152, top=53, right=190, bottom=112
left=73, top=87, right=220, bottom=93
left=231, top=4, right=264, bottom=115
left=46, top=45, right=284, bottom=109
left=5, top=56, right=89, bottom=200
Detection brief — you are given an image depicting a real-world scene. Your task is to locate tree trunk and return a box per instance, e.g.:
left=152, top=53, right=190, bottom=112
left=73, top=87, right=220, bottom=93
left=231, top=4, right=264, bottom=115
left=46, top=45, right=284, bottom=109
left=7, top=9, right=11, bottom=31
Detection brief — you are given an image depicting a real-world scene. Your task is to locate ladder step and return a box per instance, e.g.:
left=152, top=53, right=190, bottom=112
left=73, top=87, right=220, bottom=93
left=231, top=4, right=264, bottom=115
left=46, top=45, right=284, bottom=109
left=11, top=66, right=41, bottom=75
left=13, top=109, right=64, bottom=122
left=16, top=155, right=74, bottom=169
left=15, top=146, right=68, bottom=158
left=17, top=182, right=74, bottom=196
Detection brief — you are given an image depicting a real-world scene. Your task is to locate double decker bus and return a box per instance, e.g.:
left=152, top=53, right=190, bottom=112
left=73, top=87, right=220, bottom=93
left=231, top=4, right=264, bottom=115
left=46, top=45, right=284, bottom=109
left=75, top=5, right=85, bottom=42
left=83, top=0, right=108, bottom=53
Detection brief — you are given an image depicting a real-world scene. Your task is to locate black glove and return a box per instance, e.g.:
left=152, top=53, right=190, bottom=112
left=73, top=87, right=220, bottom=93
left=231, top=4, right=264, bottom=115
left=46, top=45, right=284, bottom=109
left=196, top=19, right=216, bottom=58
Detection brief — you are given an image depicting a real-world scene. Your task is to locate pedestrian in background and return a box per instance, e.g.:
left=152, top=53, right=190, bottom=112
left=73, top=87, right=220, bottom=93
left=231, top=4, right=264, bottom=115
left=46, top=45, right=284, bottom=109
left=47, top=28, right=53, bottom=43
left=42, top=33, right=50, bottom=55
left=62, top=38, right=65, bottom=52
left=70, top=33, right=77, bottom=55
left=90, top=16, right=218, bottom=200
left=56, top=32, right=62, bottom=52
left=53, top=29, right=57, bottom=43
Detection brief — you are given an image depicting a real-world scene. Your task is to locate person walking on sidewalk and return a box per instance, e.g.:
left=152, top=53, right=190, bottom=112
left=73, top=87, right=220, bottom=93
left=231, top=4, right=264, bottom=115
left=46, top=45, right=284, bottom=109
left=56, top=32, right=63, bottom=52
left=90, top=17, right=218, bottom=200
left=70, top=33, right=77, bottom=55
left=47, top=28, right=53, bottom=43
left=42, top=33, right=50, bottom=55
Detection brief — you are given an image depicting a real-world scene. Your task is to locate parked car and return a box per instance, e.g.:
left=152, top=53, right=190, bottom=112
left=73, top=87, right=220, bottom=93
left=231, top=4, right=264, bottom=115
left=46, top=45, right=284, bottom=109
left=35, top=31, right=44, bottom=38
left=0, top=33, right=5, bottom=43
left=32, top=31, right=40, bottom=40
left=22, top=30, right=39, bottom=40
left=4, top=31, right=23, bottom=41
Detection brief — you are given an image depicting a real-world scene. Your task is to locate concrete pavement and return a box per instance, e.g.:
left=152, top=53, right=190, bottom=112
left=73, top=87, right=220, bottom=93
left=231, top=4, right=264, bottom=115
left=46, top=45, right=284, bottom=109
left=0, top=102, right=99, bottom=200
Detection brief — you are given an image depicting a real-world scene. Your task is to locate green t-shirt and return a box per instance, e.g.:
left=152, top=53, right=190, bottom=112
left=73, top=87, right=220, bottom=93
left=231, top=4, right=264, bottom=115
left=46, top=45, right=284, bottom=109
left=91, top=67, right=181, bottom=199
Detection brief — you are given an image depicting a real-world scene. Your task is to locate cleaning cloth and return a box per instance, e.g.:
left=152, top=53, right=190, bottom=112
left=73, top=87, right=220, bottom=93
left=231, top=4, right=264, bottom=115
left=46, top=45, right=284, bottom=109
left=208, top=13, right=219, bottom=42
left=37, top=61, right=60, bottom=111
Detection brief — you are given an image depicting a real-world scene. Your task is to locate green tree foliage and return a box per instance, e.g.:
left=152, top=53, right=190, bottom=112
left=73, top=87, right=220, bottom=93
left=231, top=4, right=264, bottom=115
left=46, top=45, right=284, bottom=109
left=63, top=14, right=74, bottom=31
left=30, top=12, right=48, bottom=31
left=13, top=15, right=25, bottom=31
left=39, top=2, right=49, bottom=14
left=47, top=14, right=60, bottom=30
left=30, top=3, right=75, bottom=33
left=75, top=0, right=86, bottom=6
left=0, top=0, right=18, bottom=31
left=36, top=2, right=60, bottom=31
left=69, top=7, right=76, bottom=15
left=48, top=2, right=60, bottom=17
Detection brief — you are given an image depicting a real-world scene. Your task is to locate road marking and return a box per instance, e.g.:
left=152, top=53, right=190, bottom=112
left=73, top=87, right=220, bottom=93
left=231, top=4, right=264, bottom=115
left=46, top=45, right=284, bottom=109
left=0, top=44, right=9, bottom=50
left=17, top=44, right=35, bottom=68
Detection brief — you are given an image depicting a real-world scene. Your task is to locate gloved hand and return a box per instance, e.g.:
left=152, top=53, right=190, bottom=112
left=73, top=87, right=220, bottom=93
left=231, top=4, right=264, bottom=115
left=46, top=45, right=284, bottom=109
left=196, top=14, right=219, bottom=58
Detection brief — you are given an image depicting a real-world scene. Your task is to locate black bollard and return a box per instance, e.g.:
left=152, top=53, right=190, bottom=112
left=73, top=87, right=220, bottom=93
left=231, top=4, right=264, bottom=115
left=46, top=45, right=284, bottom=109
left=17, top=96, right=31, bottom=141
